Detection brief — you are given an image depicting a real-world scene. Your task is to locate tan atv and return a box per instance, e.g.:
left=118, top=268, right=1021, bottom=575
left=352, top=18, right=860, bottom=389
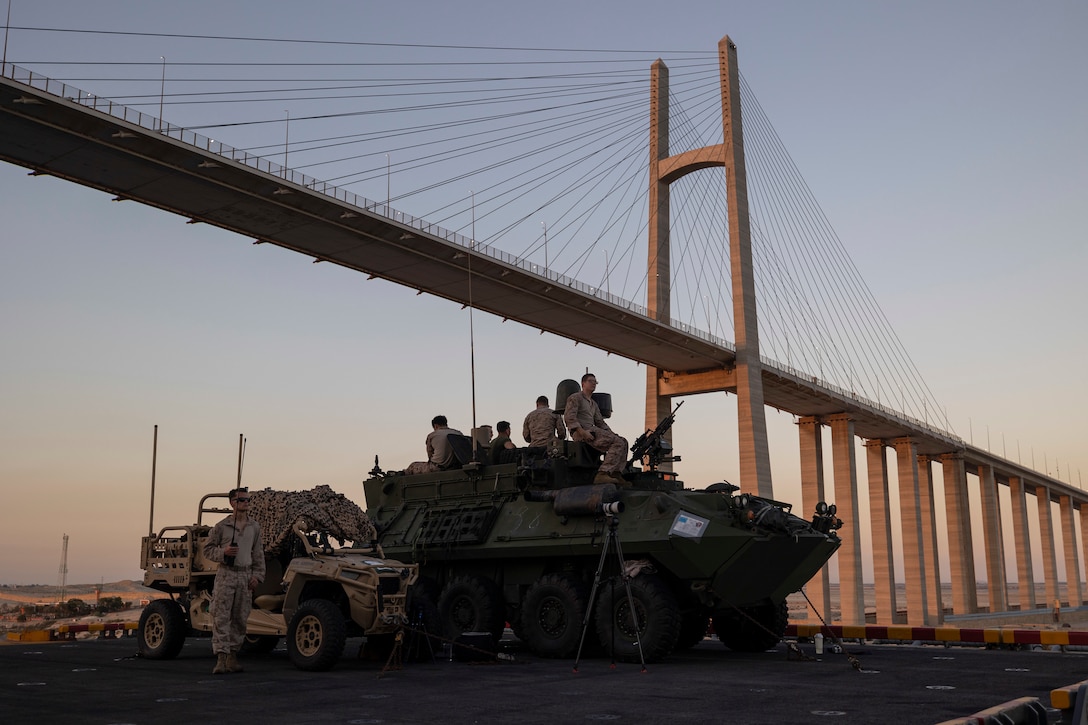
left=138, top=490, right=423, bottom=671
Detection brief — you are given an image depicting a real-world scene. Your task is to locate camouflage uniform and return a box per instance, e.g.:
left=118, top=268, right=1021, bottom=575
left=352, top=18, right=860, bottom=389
left=522, top=407, right=567, bottom=448
left=563, top=392, right=628, bottom=475
left=405, top=426, right=463, bottom=474
left=203, top=516, right=264, bottom=656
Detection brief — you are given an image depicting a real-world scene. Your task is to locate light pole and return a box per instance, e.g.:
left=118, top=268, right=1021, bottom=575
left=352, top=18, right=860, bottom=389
left=3, top=0, right=13, bottom=70
left=283, top=110, right=290, bottom=178
left=386, top=153, right=390, bottom=213
left=158, top=56, right=166, bottom=132
left=541, top=221, right=548, bottom=276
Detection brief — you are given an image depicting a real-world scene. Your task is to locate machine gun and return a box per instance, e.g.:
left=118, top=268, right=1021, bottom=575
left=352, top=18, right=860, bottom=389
left=628, top=401, right=684, bottom=471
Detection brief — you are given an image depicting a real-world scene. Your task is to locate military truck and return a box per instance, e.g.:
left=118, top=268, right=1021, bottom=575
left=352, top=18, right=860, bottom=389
left=138, top=487, right=421, bottom=671
left=364, top=381, right=842, bottom=662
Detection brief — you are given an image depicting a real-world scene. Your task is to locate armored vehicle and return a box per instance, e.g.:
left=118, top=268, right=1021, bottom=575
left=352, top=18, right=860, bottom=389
left=364, top=382, right=842, bottom=662
left=138, top=487, right=419, bottom=671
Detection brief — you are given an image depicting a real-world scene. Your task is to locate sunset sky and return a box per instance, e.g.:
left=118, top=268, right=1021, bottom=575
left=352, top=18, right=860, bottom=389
left=1, top=0, right=1085, bottom=587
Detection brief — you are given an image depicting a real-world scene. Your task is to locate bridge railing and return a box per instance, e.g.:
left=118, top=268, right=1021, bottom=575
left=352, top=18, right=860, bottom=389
left=3, top=61, right=736, bottom=350
left=760, top=354, right=963, bottom=445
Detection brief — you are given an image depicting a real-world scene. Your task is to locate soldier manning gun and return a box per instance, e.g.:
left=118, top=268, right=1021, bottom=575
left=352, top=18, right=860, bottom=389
left=629, top=400, right=684, bottom=471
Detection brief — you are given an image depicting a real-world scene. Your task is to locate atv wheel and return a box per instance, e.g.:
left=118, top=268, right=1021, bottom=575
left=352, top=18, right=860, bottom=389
left=287, top=599, right=347, bottom=671
left=438, top=575, right=505, bottom=641
left=240, top=634, right=280, bottom=655
left=137, top=599, right=188, bottom=660
left=714, top=599, right=788, bottom=652
left=674, top=610, right=710, bottom=650
left=594, top=572, right=681, bottom=663
left=520, top=573, right=588, bottom=658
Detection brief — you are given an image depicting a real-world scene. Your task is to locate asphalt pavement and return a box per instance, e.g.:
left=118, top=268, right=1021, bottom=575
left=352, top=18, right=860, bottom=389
left=2, top=634, right=1084, bottom=724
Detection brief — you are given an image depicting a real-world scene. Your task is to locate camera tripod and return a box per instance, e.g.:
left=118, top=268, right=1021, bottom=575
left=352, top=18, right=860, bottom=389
left=573, top=512, right=647, bottom=672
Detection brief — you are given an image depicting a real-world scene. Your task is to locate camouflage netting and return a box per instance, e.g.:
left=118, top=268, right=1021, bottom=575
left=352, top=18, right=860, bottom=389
left=247, top=485, right=376, bottom=557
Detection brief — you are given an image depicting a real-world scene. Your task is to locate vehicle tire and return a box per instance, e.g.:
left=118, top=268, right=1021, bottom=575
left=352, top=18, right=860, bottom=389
left=594, top=573, right=681, bottom=663
left=438, top=575, right=505, bottom=641
left=520, top=573, right=588, bottom=658
left=410, top=575, right=441, bottom=606
left=714, top=599, right=788, bottom=653
left=240, top=634, right=280, bottom=655
left=287, top=599, right=347, bottom=671
left=674, top=610, right=710, bottom=650
left=137, top=599, right=188, bottom=660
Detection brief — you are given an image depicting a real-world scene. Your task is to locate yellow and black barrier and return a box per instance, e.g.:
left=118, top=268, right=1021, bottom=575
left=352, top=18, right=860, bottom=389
left=787, top=623, right=1088, bottom=647
left=52, top=622, right=138, bottom=640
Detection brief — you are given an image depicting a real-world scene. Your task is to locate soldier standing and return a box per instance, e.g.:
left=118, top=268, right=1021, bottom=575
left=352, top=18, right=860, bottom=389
left=203, top=488, right=265, bottom=674
left=522, top=395, right=566, bottom=449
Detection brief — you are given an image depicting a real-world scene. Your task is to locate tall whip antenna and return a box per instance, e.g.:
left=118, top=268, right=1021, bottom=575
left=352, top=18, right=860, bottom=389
left=236, top=433, right=246, bottom=487
left=468, top=191, right=478, bottom=441
left=148, top=424, right=158, bottom=537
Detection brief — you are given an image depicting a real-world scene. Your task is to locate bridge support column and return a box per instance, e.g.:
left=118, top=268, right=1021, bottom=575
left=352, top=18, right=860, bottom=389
left=798, top=416, right=831, bottom=622
left=941, top=452, right=977, bottom=614
left=644, top=60, right=673, bottom=451
left=918, top=456, right=944, bottom=623
left=720, top=36, right=773, bottom=498
left=894, top=438, right=931, bottom=625
left=1036, top=485, right=1061, bottom=609
left=865, top=439, right=897, bottom=623
left=828, top=414, right=863, bottom=624
left=1082, top=504, right=1088, bottom=605
left=1008, top=476, right=1037, bottom=610
left=1059, top=495, right=1084, bottom=606
left=978, top=464, right=1008, bottom=613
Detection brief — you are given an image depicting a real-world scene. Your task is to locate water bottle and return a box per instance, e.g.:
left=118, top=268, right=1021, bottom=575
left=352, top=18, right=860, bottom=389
left=814, top=632, right=824, bottom=654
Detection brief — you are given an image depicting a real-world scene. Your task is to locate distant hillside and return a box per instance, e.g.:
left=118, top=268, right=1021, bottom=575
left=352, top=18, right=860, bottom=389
left=0, top=580, right=164, bottom=606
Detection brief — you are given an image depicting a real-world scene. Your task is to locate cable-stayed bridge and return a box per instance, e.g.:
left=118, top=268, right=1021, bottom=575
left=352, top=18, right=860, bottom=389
left=1, top=35, right=1084, bottom=628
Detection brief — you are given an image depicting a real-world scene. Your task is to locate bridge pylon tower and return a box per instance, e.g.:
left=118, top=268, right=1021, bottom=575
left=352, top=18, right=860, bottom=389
left=645, top=36, right=773, bottom=497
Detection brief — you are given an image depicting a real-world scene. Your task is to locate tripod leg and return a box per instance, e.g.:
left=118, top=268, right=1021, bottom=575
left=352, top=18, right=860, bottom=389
left=573, top=524, right=616, bottom=671
left=611, top=528, right=648, bottom=671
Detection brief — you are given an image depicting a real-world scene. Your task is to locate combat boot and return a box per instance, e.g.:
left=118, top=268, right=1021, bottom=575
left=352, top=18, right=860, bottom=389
left=212, top=654, right=229, bottom=674
left=225, top=653, right=244, bottom=673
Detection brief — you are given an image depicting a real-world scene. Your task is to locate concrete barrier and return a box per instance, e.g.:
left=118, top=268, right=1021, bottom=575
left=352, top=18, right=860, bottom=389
left=934, top=696, right=1049, bottom=724
left=1051, top=680, right=1088, bottom=725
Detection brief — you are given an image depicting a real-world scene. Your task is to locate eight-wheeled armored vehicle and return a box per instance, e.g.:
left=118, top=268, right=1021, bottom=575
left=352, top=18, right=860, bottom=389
left=138, top=487, right=419, bottom=671
left=364, top=382, right=842, bottom=662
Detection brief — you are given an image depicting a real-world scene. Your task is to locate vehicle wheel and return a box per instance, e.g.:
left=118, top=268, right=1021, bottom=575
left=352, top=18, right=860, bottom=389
left=674, top=610, right=710, bottom=650
left=714, top=599, right=788, bottom=652
left=594, top=573, right=681, bottom=663
left=240, top=634, right=280, bottom=655
left=287, top=599, right=347, bottom=671
left=520, top=573, right=588, bottom=658
left=138, top=599, right=188, bottom=660
left=438, top=575, right=505, bottom=641
left=410, top=575, right=441, bottom=606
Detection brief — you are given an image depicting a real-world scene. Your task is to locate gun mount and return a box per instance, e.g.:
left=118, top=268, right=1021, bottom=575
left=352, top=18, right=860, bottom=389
left=629, top=400, right=684, bottom=471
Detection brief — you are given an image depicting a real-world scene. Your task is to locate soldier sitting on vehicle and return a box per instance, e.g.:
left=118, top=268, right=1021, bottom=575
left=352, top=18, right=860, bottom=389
left=563, top=373, right=628, bottom=485
left=404, top=415, right=463, bottom=474
left=522, top=395, right=566, bottom=450
left=488, top=421, right=518, bottom=464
